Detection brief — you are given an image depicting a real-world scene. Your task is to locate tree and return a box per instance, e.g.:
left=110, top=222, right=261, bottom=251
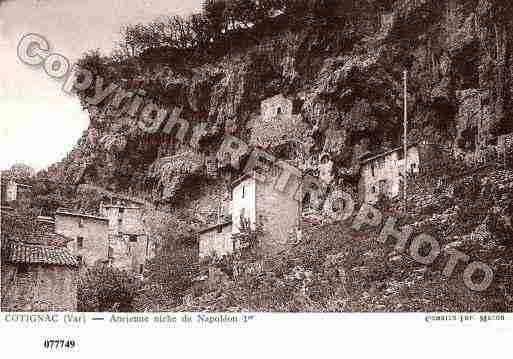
left=203, top=0, right=228, bottom=42
left=119, top=23, right=150, bottom=57
left=142, top=209, right=194, bottom=250
left=189, top=13, right=211, bottom=50
left=163, top=15, right=195, bottom=49
left=144, top=244, right=198, bottom=297
left=132, top=209, right=197, bottom=309
left=307, top=0, right=343, bottom=25
left=224, top=0, right=257, bottom=29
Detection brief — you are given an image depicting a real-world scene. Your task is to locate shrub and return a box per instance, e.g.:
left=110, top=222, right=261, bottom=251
left=134, top=244, right=198, bottom=310
left=78, top=266, right=143, bottom=312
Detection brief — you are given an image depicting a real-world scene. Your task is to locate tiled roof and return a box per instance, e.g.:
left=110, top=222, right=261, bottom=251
left=22, top=232, right=74, bottom=247
left=55, top=209, right=109, bottom=222
left=6, top=242, right=78, bottom=267
left=1, top=211, right=73, bottom=247
left=360, top=143, right=418, bottom=165
left=198, top=220, right=232, bottom=235
left=231, top=173, right=254, bottom=188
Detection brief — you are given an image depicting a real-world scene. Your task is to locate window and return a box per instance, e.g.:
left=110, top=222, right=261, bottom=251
left=242, top=185, right=245, bottom=198
left=17, top=263, right=28, bottom=274
left=118, top=208, right=124, bottom=227
left=129, top=235, right=137, bottom=243
left=139, top=264, right=144, bottom=274
left=77, top=237, right=83, bottom=249
left=371, top=163, right=375, bottom=177
left=372, top=186, right=376, bottom=193
left=302, top=192, right=311, bottom=208
left=78, top=218, right=84, bottom=228
left=76, top=256, right=83, bottom=265
left=277, top=107, right=282, bottom=115
left=217, top=225, right=222, bottom=233
left=379, top=180, right=387, bottom=195
left=108, top=246, right=114, bottom=258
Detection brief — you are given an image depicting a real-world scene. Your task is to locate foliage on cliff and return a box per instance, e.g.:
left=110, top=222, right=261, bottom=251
left=49, top=0, right=513, bottom=209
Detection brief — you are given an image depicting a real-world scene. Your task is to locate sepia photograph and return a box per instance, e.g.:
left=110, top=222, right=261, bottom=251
left=1, top=0, right=512, bottom=356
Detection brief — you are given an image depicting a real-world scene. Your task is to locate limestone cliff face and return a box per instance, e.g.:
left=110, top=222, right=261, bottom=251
left=48, top=0, right=513, bottom=205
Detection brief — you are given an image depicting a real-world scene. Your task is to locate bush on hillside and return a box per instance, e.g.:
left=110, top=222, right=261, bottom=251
left=133, top=243, right=198, bottom=311
left=78, top=265, right=143, bottom=312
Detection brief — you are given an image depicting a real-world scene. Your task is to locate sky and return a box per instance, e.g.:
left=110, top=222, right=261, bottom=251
left=0, top=0, right=202, bottom=171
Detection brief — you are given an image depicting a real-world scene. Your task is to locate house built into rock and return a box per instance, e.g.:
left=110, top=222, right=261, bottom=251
left=260, top=94, right=294, bottom=119
left=359, top=144, right=420, bottom=204
left=198, top=171, right=301, bottom=260
left=358, top=142, right=448, bottom=204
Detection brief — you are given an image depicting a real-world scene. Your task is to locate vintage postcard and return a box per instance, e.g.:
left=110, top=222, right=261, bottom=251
left=1, top=0, right=512, bottom=356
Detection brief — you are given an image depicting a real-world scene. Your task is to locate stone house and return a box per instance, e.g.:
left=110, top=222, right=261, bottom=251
left=260, top=94, right=294, bottom=119
left=99, top=202, right=152, bottom=275
left=1, top=241, right=78, bottom=311
left=498, top=132, right=513, bottom=166
left=249, top=94, right=307, bottom=150
left=1, top=179, right=17, bottom=203
left=0, top=180, right=32, bottom=204
left=197, top=171, right=301, bottom=259
left=198, top=221, right=233, bottom=260
left=319, top=153, right=335, bottom=185
left=359, top=144, right=421, bottom=204
left=16, top=183, right=32, bottom=201
left=55, top=209, right=110, bottom=268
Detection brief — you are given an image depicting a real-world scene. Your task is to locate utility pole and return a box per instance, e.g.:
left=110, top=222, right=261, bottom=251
left=403, top=70, right=408, bottom=212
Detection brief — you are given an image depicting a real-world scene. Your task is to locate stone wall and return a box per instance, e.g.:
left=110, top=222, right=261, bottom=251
left=100, top=204, right=144, bottom=236
left=107, top=233, right=151, bottom=273
left=256, top=176, right=300, bottom=255
left=1, top=263, right=77, bottom=311
left=198, top=223, right=233, bottom=260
